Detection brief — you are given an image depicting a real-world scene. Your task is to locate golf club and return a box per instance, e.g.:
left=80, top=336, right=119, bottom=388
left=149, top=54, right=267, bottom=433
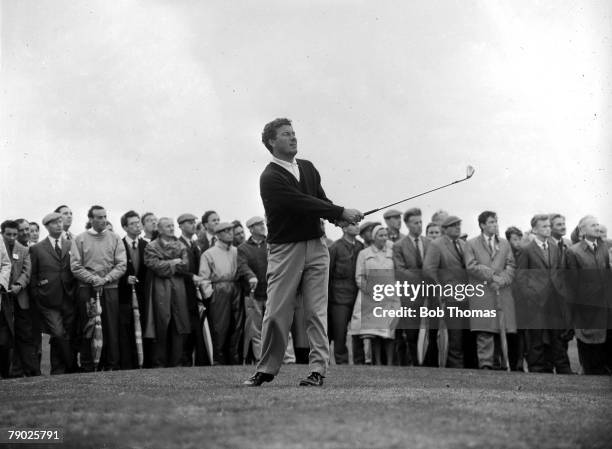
left=363, top=165, right=475, bottom=216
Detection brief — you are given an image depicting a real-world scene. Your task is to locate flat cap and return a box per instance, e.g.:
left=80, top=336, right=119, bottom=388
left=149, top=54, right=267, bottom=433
left=42, top=212, right=62, bottom=226
left=359, top=221, right=376, bottom=234
left=214, top=222, right=234, bottom=233
left=177, top=213, right=197, bottom=224
left=442, top=215, right=462, bottom=228
left=383, top=209, right=402, bottom=219
left=246, top=216, right=265, bottom=228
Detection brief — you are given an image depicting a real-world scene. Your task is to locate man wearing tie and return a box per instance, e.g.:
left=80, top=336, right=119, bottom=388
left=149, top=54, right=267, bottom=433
left=392, top=207, right=430, bottom=366
left=423, top=215, right=470, bottom=368
left=516, top=214, right=571, bottom=373
left=464, top=211, right=516, bottom=370
left=117, top=210, right=149, bottom=369
left=177, top=213, right=207, bottom=366
left=197, top=211, right=220, bottom=253
left=383, top=209, right=405, bottom=244
left=0, top=239, right=14, bottom=377
left=30, top=213, right=76, bottom=374
left=54, top=205, right=74, bottom=241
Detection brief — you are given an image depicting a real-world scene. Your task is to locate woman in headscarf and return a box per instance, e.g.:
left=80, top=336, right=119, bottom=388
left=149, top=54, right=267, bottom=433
left=350, top=225, right=399, bottom=365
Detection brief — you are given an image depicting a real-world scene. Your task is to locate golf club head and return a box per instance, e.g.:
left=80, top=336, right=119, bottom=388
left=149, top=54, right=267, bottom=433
left=466, top=165, right=475, bottom=179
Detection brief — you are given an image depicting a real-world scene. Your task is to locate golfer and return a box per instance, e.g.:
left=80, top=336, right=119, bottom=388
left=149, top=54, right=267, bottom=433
left=243, top=118, right=363, bottom=387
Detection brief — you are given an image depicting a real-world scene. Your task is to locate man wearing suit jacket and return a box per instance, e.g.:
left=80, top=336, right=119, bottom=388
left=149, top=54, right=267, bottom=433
left=566, top=215, right=612, bottom=375
left=117, top=210, right=149, bottom=369
left=197, top=211, right=220, bottom=253
left=464, top=211, right=516, bottom=370
left=0, top=239, right=13, bottom=377
left=392, top=207, right=431, bottom=366
left=2, top=220, right=39, bottom=377
left=30, top=213, right=76, bottom=374
left=516, top=214, right=572, bottom=374
left=177, top=213, right=207, bottom=366
left=422, top=215, right=470, bottom=368
left=54, top=205, right=75, bottom=241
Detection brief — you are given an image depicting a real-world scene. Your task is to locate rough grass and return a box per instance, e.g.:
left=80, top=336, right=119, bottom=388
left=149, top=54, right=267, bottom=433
left=1, top=363, right=611, bottom=449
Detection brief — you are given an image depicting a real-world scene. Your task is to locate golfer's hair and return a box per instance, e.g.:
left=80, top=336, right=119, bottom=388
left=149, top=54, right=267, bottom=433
left=530, top=214, right=550, bottom=229
left=403, top=208, right=422, bottom=223
left=141, top=212, right=155, bottom=225
left=29, top=222, right=40, bottom=231
left=54, top=205, right=69, bottom=213
left=505, top=226, right=523, bottom=241
left=1, top=220, right=18, bottom=233
left=15, top=218, right=29, bottom=227
left=87, top=205, right=105, bottom=219
left=578, top=215, right=597, bottom=233
left=202, top=211, right=218, bottom=225
left=431, top=209, right=448, bottom=224
left=425, top=222, right=440, bottom=233
left=157, top=217, right=172, bottom=227
left=262, top=118, right=292, bottom=153
left=549, top=213, right=565, bottom=224
left=232, top=220, right=243, bottom=229
left=121, top=210, right=140, bottom=228
left=477, top=211, right=497, bottom=228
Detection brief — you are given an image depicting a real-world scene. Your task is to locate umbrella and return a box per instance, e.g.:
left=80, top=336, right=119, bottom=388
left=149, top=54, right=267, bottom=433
left=437, top=297, right=448, bottom=368
left=200, top=307, right=214, bottom=365
left=495, top=289, right=510, bottom=372
left=416, top=297, right=430, bottom=366
left=131, top=286, right=144, bottom=368
left=91, top=290, right=103, bottom=369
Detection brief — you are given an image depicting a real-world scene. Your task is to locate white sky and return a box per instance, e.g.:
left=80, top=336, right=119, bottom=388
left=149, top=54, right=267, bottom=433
left=1, top=1, right=610, bottom=241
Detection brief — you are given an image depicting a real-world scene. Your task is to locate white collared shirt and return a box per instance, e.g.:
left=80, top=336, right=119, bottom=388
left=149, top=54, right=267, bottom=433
left=534, top=238, right=548, bottom=251
left=272, top=156, right=300, bottom=182
left=48, top=235, right=63, bottom=249
left=125, top=235, right=139, bottom=248
left=584, top=239, right=597, bottom=251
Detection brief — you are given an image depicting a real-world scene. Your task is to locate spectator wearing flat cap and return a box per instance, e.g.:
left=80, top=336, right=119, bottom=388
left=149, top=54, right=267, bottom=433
left=383, top=209, right=405, bottom=243
left=238, top=217, right=296, bottom=364
left=70, top=206, right=127, bottom=372
left=29, top=213, right=76, bottom=375
left=143, top=217, right=191, bottom=368
left=117, top=210, right=150, bottom=369
left=2, top=220, right=39, bottom=377
left=232, top=220, right=246, bottom=247
left=328, top=220, right=363, bottom=364
left=423, top=215, right=470, bottom=368
left=177, top=213, right=208, bottom=367
left=198, top=222, right=245, bottom=365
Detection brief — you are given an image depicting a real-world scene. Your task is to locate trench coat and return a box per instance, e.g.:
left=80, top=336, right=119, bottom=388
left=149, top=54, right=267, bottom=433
left=464, top=235, right=517, bottom=333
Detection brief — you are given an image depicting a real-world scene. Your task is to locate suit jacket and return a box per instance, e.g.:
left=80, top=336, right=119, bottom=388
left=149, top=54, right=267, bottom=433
left=515, top=238, right=569, bottom=328
left=0, top=241, right=13, bottom=336
left=29, top=238, right=75, bottom=310
left=423, top=235, right=468, bottom=286
left=6, top=241, right=31, bottom=309
left=179, top=236, right=201, bottom=313
left=464, top=235, right=516, bottom=333
left=392, top=235, right=430, bottom=284
left=118, top=237, right=148, bottom=305
left=566, top=239, right=611, bottom=344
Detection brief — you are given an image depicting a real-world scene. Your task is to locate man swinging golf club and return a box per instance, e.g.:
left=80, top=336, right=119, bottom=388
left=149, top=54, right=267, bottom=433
left=243, top=118, right=363, bottom=387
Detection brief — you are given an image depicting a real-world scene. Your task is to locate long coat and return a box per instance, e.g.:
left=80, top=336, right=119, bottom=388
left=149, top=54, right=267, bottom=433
left=566, top=239, right=611, bottom=344
left=464, top=235, right=517, bottom=333
left=349, top=245, right=399, bottom=339
left=143, top=238, right=191, bottom=339
left=7, top=241, right=31, bottom=309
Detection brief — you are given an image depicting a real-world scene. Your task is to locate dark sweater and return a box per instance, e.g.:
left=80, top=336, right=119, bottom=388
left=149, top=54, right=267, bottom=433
left=237, top=237, right=268, bottom=300
left=260, top=159, right=344, bottom=244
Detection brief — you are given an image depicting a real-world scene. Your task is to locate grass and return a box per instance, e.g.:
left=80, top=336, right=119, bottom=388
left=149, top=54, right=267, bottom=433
left=1, top=362, right=611, bottom=449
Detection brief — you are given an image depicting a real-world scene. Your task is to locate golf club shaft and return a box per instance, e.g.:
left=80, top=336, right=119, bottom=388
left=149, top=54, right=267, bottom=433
left=363, top=178, right=466, bottom=216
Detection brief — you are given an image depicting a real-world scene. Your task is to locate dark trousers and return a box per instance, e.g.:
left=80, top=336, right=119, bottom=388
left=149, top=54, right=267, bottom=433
left=181, top=293, right=208, bottom=367
left=11, top=298, right=40, bottom=376
left=77, top=287, right=120, bottom=371
left=38, top=293, right=75, bottom=375
left=352, top=335, right=365, bottom=364
left=446, top=329, right=464, bottom=368
left=0, top=312, right=12, bottom=378
left=577, top=331, right=612, bottom=375
left=152, top=315, right=184, bottom=368
left=208, top=282, right=243, bottom=365
left=525, top=329, right=572, bottom=373
left=328, top=303, right=353, bottom=364
left=118, top=302, right=138, bottom=369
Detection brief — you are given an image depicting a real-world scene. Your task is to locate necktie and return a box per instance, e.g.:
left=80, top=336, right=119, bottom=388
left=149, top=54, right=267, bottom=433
left=593, top=242, right=597, bottom=252
left=558, top=240, right=564, bottom=253
left=453, top=239, right=464, bottom=264
left=132, top=241, right=137, bottom=250
left=414, top=237, right=422, bottom=268
left=54, top=239, right=62, bottom=258
left=211, top=236, right=217, bottom=247
left=488, top=236, right=495, bottom=254
left=131, top=240, right=140, bottom=272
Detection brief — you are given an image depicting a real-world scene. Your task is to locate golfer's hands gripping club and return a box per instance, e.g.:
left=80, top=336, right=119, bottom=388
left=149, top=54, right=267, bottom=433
left=341, top=208, right=364, bottom=225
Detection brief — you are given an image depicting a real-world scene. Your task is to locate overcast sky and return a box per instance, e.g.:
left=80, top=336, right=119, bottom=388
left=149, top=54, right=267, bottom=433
left=1, top=0, right=610, bottom=241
